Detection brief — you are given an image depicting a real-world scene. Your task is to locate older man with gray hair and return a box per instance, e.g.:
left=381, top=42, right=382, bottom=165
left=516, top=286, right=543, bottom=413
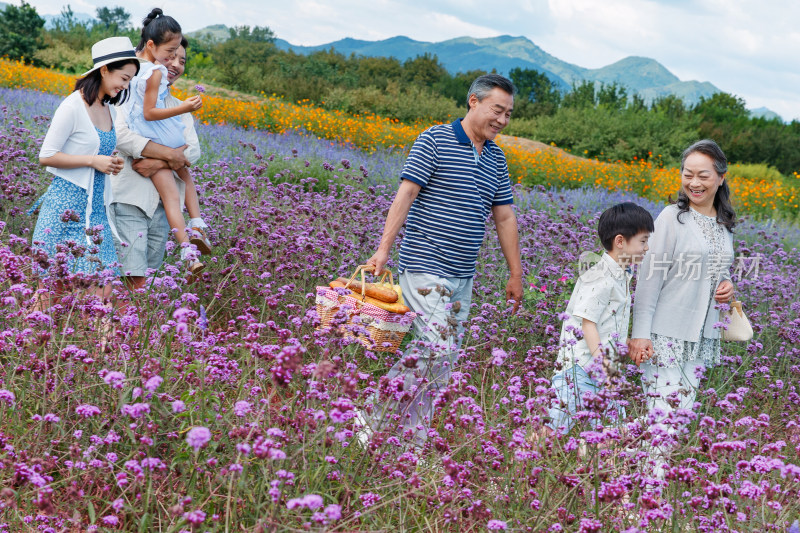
left=110, top=37, right=201, bottom=289
left=361, top=73, right=523, bottom=450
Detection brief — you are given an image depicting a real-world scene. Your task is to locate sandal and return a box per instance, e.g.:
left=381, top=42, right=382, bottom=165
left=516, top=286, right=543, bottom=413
left=189, top=227, right=213, bottom=255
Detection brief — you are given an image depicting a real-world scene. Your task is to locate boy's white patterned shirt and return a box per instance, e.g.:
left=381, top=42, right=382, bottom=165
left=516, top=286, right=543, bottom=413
left=556, top=253, right=632, bottom=373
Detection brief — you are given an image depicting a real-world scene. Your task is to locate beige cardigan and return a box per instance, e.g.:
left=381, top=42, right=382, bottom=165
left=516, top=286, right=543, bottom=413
left=632, top=204, right=734, bottom=342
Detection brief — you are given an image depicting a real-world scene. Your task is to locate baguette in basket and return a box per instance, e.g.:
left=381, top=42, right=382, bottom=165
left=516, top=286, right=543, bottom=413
left=330, top=279, right=410, bottom=314
left=332, top=277, right=398, bottom=303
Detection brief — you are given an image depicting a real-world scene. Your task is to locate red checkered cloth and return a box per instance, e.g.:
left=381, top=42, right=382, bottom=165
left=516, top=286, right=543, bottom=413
left=315, top=287, right=416, bottom=325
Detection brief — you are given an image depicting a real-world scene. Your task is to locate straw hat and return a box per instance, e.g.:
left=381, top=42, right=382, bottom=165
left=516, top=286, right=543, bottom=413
left=81, top=36, right=141, bottom=77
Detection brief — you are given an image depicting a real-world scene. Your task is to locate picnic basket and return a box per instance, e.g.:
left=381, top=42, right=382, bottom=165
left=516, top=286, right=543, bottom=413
left=316, top=265, right=416, bottom=353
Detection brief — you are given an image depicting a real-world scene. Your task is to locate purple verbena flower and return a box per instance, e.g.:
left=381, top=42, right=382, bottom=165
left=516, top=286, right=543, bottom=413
left=76, top=404, right=101, bottom=418
left=186, top=426, right=211, bottom=450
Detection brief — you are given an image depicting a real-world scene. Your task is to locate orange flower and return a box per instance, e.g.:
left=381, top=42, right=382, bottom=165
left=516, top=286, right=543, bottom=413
left=4, top=59, right=798, bottom=218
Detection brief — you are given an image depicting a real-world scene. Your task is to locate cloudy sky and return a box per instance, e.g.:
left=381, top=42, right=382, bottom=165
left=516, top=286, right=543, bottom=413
left=25, top=0, right=800, bottom=120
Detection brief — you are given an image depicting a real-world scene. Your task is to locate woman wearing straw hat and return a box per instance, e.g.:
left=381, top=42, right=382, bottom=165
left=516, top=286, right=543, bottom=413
left=31, top=36, right=141, bottom=299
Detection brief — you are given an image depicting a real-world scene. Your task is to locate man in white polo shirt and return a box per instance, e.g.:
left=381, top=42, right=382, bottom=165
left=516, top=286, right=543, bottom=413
left=361, top=74, right=523, bottom=450
left=110, top=38, right=201, bottom=289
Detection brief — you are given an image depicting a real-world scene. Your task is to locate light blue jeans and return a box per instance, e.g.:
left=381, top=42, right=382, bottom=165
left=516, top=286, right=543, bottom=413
left=365, top=271, right=473, bottom=448
left=548, top=364, right=625, bottom=433
left=110, top=202, right=170, bottom=277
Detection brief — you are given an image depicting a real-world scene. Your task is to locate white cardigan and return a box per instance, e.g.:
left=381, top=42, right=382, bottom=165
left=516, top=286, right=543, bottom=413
left=632, top=204, right=734, bottom=342
left=39, top=91, right=118, bottom=240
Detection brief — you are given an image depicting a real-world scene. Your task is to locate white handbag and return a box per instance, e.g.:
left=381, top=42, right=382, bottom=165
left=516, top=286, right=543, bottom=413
left=721, top=301, right=753, bottom=342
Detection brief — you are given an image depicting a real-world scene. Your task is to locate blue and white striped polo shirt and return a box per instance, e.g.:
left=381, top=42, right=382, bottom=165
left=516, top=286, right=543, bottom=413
left=399, top=118, right=514, bottom=278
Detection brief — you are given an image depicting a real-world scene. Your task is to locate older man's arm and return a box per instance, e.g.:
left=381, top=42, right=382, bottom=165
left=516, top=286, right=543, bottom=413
left=492, top=203, right=523, bottom=313
left=133, top=94, right=200, bottom=175
left=116, top=103, right=190, bottom=177
left=114, top=108, right=150, bottom=160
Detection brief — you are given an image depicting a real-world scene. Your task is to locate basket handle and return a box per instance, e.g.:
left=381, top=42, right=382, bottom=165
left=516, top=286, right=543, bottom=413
left=342, top=265, right=395, bottom=298
left=357, top=264, right=394, bottom=287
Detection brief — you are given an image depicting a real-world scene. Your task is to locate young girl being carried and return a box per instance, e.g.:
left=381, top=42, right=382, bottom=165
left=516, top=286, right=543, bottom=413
left=127, top=8, right=210, bottom=275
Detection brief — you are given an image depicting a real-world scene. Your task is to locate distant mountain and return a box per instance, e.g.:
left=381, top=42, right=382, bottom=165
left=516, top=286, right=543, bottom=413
left=188, top=24, right=230, bottom=43
left=273, top=35, right=579, bottom=91
left=42, top=11, right=96, bottom=30
left=749, top=107, right=782, bottom=121
left=271, top=34, right=724, bottom=105
left=638, top=81, right=721, bottom=107
left=586, top=56, right=679, bottom=93
left=0, top=2, right=95, bottom=29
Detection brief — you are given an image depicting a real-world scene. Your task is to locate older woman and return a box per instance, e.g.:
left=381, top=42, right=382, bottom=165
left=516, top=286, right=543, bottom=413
left=629, top=139, right=736, bottom=422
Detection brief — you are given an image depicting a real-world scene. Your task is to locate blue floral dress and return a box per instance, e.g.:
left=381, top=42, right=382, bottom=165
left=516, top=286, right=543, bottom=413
left=30, top=127, right=120, bottom=278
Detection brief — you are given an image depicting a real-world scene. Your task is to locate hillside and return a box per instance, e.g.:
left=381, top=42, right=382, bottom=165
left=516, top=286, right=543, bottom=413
left=186, top=26, right=726, bottom=105
left=267, top=33, right=720, bottom=106
left=189, top=23, right=230, bottom=42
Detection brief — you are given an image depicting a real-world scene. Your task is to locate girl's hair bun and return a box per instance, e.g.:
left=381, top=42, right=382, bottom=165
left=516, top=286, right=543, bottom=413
left=137, top=8, right=181, bottom=51
left=143, top=8, right=163, bottom=25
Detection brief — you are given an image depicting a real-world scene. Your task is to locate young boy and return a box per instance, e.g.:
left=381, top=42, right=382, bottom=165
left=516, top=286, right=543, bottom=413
left=547, top=202, right=654, bottom=434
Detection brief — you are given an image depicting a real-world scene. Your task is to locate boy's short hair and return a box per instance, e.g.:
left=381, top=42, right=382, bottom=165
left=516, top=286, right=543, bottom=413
left=598, top=202, right=655, bottom=251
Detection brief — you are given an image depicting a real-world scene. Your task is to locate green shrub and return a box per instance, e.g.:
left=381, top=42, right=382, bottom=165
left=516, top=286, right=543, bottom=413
left=33, top=41, right=91, bottom=73
left=727, top=162, right=786, bottom=182
left=321, top=82, right=460, bottom=123
left=510, top=106, right=699, bottom=164
left=503, top=117, right=538, bottom=139
left=186, top=51, right=215, bottom=76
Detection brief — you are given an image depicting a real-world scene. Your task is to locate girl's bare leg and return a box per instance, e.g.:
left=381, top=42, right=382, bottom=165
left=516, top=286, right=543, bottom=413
left=178, top=167, right=201, bottom=220
left=151, top=168, right=204, bottom=275
left=150, top=168, right=187, bottom=245
left=177, top=167, right=212, bottom=255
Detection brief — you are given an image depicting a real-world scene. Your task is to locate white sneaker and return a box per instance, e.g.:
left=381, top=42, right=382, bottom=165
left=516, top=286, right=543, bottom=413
left=353, top=409, right=373, bottom=447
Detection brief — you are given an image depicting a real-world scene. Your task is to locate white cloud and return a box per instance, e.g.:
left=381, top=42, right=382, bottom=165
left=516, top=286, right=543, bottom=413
left=22, top=0, right=800, bottom=120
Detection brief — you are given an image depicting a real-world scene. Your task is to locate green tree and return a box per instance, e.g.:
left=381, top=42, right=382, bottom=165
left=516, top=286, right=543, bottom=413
left=213, top=36, right=277, bottom=92
left=228, top=25, right=275, bottom=43
left=651, top=94, right=687, bottom=120
left=596, top=82, right=627, bottom=111
left=629, top=93, right=647, bottom=112
left=435, top=69, right=487, bottom=108
left=693, top=92, right=749, bottom=123
left=693, top=93, right=751, bottom=165
left=95, top=6, right=131, bottom=32
left=508, top=67, right=561, bottom=117
left=737, top=120, right=800, bottom=174
left=0, top=1, right=44, bottom=62
left=402, top=53, right=447, bottom=87
left=561, top=80, right=596, bottom=109
left=52, top=4, right=79, bottom=32
left=354, top=55, right=403, bottom=90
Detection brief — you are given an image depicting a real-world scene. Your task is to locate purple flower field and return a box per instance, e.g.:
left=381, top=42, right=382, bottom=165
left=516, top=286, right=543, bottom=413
left=1, top=87, right=800, bottom=531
